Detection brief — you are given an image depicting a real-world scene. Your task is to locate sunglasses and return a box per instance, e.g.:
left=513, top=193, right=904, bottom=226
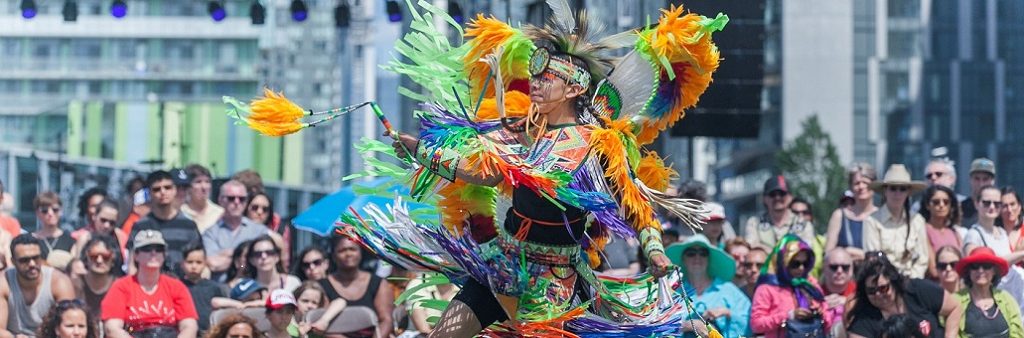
left=886, top=186, right=909, bottom=192
left=936, top=261, right=958, bottom=271
left=89, top=251, right=114, bottom=262
left=766, top=191, right=788, bottom=198
left=790, top=209, right=811, bottom=216
left=249, top=249, right=279, bottom=259
left=929, top=199, right=951, bottom=207
left=15, top=254, right=42, bottom=265
left=925, top=172, right=945, bottom=179
left=136, top=245, right=166, bottom=254
left=249, top=205, right=270, bottom=213
left=981, top=200, right=1003, bottom=208
left=37, top=206, right=60, bottom=214
left=788, top=260, right=809, bottom=270
left=865, top=283, right=891, bottom=296
left=55, top=299, right=85, bottom=311
left=970, top=263, right=996, bottom=272
left=302, top=258, right=325, bottom=269
left=683, top=249, right=710, bottom=258
left=741, top=261, right=765, bottom=269
left=223, top=195, right=248, bottom=203
left=829, top=264, right=852, bottom=272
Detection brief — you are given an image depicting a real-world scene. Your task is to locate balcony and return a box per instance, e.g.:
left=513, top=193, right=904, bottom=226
left=0, top=59, right=258, bottom=82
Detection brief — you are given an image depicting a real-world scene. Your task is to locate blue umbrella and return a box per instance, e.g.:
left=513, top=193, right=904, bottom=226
left=292, top=178, right=432, bottom=236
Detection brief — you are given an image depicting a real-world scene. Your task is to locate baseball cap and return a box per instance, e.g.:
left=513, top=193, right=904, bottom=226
left=133, top=230, right=167, bottom=249
left=230, top=278, right=267, bottom=300
left=170, top=168, right=190, bottom=186
left=970, top=158, right=996, bottom=176
left=133, top=189, right=150, bottom=206
left=702, top=202, right=726, bottom=222
left=762, top=175, right=789, bottom=195
left=266, top=289, right=297, bottom=310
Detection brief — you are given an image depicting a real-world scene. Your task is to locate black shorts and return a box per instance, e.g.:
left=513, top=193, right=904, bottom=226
left=452, top=278, right=510, bottom=327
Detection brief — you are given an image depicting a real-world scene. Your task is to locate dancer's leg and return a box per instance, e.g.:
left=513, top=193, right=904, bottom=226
left=428, top=299, right=483, bottom=338
left=429, top=278, right=509, bottom=338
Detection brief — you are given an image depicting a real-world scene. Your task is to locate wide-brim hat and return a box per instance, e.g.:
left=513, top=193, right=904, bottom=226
left=869, top=164, right=927, bottom=193
left=665, top=234, right=735, bottom=281
left=956, top=247, right=1009, bottom=277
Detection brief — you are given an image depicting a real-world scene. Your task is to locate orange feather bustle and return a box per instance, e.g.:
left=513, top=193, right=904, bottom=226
left=474, top=90, right=531, bottom=121
left=589, top=118, right=658, bottom=234
left=464, top=15, right=532, bottom=99
left=636, top=151, right=676, bottom=192
left=636, top=5, right=722, bottom=145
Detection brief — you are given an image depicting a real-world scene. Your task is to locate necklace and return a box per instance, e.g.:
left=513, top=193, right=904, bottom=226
left=976, top=301, right=1001, bottom=320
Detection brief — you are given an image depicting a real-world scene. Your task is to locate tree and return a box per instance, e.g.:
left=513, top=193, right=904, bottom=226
left=776, top=115, right=846, bottom=233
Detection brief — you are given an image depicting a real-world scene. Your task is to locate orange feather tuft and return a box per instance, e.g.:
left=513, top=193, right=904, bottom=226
left=464, top=15, right=531, bottom=99
left=589, top=120, right=658, bottom=234
left=474, top=90, right=531, bottom=121
left=249, top=88, right=309, bottom=124
left=636, top=151, right=676, bottom=192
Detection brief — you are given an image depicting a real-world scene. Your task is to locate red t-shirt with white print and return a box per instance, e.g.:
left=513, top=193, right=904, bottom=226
left=101, top=274, right=198, bottom=332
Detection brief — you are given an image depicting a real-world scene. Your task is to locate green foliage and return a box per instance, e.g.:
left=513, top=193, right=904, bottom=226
left=775, top=116, right=846, bottom=232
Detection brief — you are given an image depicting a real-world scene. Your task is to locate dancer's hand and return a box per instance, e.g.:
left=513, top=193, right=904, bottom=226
left=649, top=252, right=672, bottom=278
left=385, top=131, right=419, bottom=158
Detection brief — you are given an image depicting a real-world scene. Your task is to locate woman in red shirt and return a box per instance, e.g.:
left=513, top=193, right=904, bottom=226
left=101, top=230, right=198, bottom=338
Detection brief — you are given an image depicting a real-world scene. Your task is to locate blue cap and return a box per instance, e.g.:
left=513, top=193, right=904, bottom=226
left=230, top=278, right=266, bottom=300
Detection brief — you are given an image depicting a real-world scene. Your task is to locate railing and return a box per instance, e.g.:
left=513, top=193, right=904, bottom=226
left=0, top=59, right=258, bottom=80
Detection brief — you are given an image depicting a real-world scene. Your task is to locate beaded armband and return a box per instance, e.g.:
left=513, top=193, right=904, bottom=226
left=415, top=142, right=461, bottom=182
left=639, top=227, right=665, bottom=258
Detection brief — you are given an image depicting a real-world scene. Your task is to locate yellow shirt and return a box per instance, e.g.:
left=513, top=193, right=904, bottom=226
left=181, top=201, right=225, bottom=233
left=863, top=207, right=930, bottom=278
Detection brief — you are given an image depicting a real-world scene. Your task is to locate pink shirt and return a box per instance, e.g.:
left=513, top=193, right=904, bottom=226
left=750, top=277, right=833, bottom=338
left=925, top=225, right=961, bottom=254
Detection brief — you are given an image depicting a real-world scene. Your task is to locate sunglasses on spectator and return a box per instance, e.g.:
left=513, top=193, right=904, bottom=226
left=981, top=200, right=1003, bottom=208
left=89, top=251, right=114, bottom=262
left=788, top=260, right=809, bottom=269
left=865, top=283, right=891, bottom=296
left=925, top=172, right=945, bottom=179
left=766, top=191, right=788, bottom=198
left=929, top=198, right=951, bottom=207
left=790, top=209, right=811, bottom=216
left=886, top=186, right=909, bottom=192
left=742, top=261, right=764, bottom=269
left=970, top=263, right=996, bottom=272
left=136, top=245, right=166, bottom=254
left=223, top=195, right=248, bottom=203
left=15, top=255, right=42, bottom=265
left=249, top=205, right=270, bottom=213
left=37, top=206, right=60, bottom=214
left=937, top=261, right=958, bottom=271
left=829, top=264, right=851, bottom=272
left=302, top=258, right=325, bottom=269
left=683, top=249, right=709, bottom=258
left=249, top=249, right=279, bottom=259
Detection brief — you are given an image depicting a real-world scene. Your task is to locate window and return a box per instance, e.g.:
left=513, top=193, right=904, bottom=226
left=888, top=0, right=920, bottom=18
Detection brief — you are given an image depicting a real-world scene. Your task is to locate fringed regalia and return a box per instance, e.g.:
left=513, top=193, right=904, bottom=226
left=226, top=1, right=728, bottom=336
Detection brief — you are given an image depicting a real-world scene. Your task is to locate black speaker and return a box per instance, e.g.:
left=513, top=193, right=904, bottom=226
left=670, top=113, right=762, bottom=138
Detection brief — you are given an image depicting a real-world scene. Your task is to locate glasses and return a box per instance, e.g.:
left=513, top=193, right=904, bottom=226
left=981, top=200, right=1003, bottom=208
left=937, top=261, right=958, bottom=271
left=150, top=184, right=174, bottom=192
left=136, top=245, right=166, bottom=254
left=790, top=209, right=811, bottom=216
left=37, top=206, right=60, bottom=214
left=865, top=283, right=891, bottom=296
left=15, top=255, right=42, bottom=265
left=683, top=249, right=709, bottom=258
left=55, top=299, right=85, bottom=311
left=741, top=261, right=765, bottom=269
left=249, top=249, right=279, bottom=259
left=929, top=199, right=951, bottom=207
left=766, top=191, right=788, bottom=198
left=828, top=264, right=851, bottom=272
left=302, top=258, right=325, bottom=269
left=249, top=205, right=270, bottom=213
left=886, top=186, right=909, bottom=192
left=223, top=195, right=247, bottom=203
left=788, top=260, right=809, bottom=269
left=925, top=172, right=945, bottom=180
left=89, top=251, right=113, bottom=262
left=97, top=217, right=117, bottom=226
left=970, top=263, right=995, bottom=272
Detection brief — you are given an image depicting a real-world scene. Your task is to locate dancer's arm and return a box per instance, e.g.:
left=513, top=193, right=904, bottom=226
left=390, top=132, right=503, bottom=186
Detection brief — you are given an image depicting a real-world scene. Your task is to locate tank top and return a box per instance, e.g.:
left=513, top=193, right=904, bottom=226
left=837, top=213, right=864, bottom=248
left=6, top=267, right=55, bottom=336
left=319, top=274, right=383, bottom=308
left=80, top=278, right=110, bottom=314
